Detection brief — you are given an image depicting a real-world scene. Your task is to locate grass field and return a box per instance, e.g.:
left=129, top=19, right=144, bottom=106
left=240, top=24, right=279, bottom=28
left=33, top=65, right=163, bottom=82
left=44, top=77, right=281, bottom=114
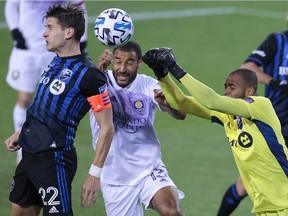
left=0, top=1, right=286, bottom=215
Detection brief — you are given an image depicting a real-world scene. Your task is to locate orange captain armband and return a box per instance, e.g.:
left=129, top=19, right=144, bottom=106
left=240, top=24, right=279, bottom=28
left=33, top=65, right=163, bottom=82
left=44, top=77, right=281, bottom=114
left=87, top=91, right=112, bottom=112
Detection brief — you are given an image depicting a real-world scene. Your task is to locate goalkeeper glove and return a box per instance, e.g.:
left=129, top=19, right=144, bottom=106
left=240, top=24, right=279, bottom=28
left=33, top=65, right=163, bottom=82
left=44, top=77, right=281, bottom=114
left=142, top=48, right=167, bottom=79
left=269, top=79, right=288, bottom=96
left=11, top=28, right=27, bottom=49
left=156, top=48, right=186, bottom=81
left=80, top=41, right=88, bottom=55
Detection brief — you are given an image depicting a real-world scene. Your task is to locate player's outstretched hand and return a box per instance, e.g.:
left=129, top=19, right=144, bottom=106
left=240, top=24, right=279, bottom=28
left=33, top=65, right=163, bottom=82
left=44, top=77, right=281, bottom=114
left=156, top=48, right=187, bottom=81
left=154, top=89, right=169, bottom=107
left=269, top=79, right=288, bottom=97
left=81, top=175, right=100, bottom=208
left=142, top=48, right=167, bottom=80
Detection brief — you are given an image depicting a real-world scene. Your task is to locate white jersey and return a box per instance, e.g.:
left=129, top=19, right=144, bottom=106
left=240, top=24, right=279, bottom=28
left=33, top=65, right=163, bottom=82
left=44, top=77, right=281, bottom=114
left=90, top=70, right=164, bottom=185
left=5, top=0, right=87, bottom=51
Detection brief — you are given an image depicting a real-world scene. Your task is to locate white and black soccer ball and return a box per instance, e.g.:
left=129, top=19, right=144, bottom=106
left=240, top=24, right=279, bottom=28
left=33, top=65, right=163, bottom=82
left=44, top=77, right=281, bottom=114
left=94, top=8, right=134, bottom=47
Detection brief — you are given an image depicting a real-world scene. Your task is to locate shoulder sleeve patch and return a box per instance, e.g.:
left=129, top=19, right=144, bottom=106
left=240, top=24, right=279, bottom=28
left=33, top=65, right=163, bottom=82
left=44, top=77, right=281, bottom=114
left=243, top=97, right=255, bottom=103
left=99, top=83, right=108, bottom=94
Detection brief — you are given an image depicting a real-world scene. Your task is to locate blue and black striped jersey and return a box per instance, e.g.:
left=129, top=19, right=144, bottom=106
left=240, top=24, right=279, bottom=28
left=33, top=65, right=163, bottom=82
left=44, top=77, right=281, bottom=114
left=19, top=54, right=108, bottom=153
left=244, top=31, right=288, bottom=138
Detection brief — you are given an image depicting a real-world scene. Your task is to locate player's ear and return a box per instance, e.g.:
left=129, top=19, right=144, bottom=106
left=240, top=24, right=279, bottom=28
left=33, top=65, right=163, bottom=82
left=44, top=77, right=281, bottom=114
left=137, top=58, right=142, bottom=69
left=246, top=87, right=255, bottom=96
left=65, top=27, right=75, bottom=40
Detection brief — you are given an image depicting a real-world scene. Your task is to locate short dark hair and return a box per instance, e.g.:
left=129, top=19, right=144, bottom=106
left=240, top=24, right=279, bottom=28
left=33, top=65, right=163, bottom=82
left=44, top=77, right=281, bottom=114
left=44, top=4, right=85, bottom=41
left=113, top=41, right=142, bottom=60
left=230, top=68, right=258, bottom=92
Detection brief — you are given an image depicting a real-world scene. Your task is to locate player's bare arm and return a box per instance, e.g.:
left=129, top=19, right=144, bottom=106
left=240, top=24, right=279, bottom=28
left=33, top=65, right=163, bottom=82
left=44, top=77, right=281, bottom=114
left=241, top=62, right=272, bottom=84
left=81, top=107, right=114, bottom=208
left=154, top=89, right=186, bottom=120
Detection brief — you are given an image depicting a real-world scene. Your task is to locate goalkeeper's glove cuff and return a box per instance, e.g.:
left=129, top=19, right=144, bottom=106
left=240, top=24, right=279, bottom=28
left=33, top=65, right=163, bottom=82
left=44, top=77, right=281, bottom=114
left=169, top=63, right=186, bottom=81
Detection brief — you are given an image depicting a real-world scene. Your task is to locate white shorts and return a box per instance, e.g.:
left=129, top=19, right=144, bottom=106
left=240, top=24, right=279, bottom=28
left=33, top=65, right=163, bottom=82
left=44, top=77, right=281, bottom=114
left=6, top=48, right=55, bottom=93
left=101, top=164, right=184, bottom=216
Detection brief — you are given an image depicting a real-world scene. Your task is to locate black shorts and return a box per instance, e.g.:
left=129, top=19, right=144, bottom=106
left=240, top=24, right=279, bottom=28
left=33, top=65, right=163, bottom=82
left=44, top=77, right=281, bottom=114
left=10, top=148, right=77, bottom=215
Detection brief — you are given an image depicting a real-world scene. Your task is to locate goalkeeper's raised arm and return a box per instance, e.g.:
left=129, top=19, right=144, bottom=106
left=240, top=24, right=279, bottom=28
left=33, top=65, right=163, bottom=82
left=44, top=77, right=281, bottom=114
left=142, top=46, right=288, bottom=215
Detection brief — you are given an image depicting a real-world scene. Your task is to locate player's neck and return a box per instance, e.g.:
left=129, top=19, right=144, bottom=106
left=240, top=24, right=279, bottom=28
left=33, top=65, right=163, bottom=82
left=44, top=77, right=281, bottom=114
left=56, top=42, right=81, bottom=57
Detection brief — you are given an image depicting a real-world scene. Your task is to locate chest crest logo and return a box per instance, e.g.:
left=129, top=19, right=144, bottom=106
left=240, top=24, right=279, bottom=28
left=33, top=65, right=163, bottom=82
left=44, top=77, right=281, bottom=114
left=134, top=100, right=143, bottom=111
left=59, top=68, right=73, bottom=81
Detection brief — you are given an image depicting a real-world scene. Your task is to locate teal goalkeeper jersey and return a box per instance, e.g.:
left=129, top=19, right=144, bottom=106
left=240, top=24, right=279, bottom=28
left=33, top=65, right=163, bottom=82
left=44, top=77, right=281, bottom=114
left=160, top=74, right=288, bottom=213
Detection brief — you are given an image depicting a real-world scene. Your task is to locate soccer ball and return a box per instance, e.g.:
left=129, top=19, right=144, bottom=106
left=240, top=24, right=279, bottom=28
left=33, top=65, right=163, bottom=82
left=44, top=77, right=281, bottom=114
left=94, top=8, right=134, bottom=47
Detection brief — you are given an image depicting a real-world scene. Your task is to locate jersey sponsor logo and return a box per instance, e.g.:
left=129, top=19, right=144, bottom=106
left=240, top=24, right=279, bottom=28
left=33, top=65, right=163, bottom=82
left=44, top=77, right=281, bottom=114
left=50, top=79, right=65, bottom=95
left=238, top=132, right=253, bottom=148
left=113, top=111, right=147, bottom=133
left=279, top=66, right=288, bottom=76
left=59, top=68, right=72, bottom=81
left=251, top=49, right=266, bottom=57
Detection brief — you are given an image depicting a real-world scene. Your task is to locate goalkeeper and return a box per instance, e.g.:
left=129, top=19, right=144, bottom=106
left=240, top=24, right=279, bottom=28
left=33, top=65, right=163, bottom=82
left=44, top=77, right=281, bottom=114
left=142, top=48, right=288, bottom=215
left=217, top=30, right=288, bottom=215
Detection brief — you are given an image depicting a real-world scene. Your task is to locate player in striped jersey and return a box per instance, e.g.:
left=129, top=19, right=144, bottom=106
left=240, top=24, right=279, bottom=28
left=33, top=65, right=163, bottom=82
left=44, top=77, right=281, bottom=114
left=5, top=0, right=89, bottom=165
left=218, top=30, right=288, bottom=215
left=5, top=4, right=114, bottom=216
left=142, top=47, right=288, bottom=215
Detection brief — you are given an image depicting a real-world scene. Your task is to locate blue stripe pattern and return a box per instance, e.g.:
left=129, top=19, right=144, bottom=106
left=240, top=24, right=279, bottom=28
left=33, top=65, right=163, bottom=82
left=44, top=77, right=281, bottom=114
left=254, top=120, right=288, bottom=177
left=29, top=56, right=92, bottom=148
left=55, top=151, right=70, bottom=213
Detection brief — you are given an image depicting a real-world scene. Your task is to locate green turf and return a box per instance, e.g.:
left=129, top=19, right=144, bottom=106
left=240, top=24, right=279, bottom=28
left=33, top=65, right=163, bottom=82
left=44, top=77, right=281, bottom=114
left=0, top=1, right=285, bottom=215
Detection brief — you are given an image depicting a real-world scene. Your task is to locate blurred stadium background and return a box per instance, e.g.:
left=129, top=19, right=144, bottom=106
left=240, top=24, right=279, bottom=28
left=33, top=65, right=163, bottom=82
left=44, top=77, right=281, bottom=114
left=0, top=1, right=286, bottom=215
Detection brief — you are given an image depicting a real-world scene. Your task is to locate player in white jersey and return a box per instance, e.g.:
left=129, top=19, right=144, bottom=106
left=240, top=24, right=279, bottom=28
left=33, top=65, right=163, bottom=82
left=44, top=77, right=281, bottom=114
left=5, top=0, right=88, bottom=164
left=90, top=41, right=186, bottom=216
